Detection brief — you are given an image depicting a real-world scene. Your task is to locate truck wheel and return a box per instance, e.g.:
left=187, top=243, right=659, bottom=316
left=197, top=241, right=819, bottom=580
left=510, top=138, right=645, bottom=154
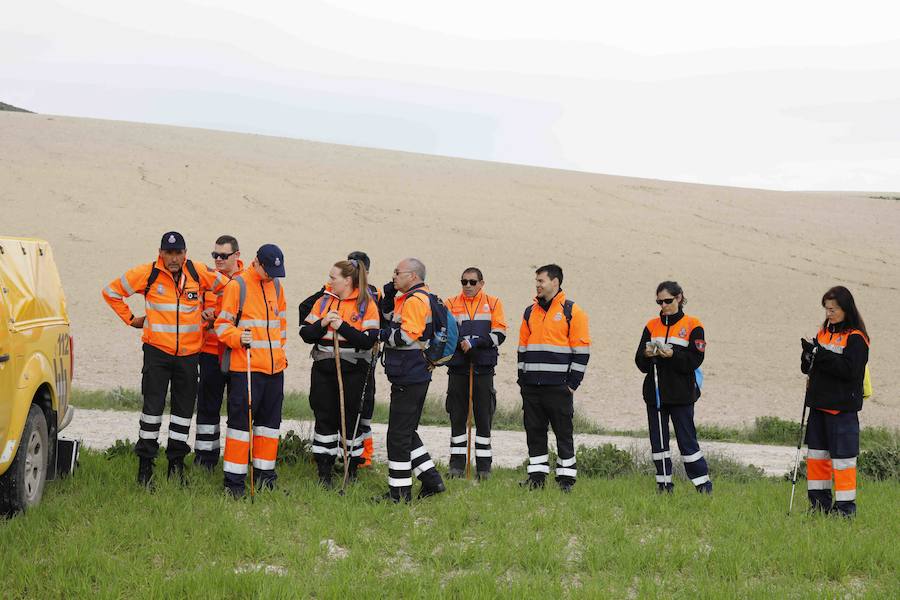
left=0, top=404, right=49, bottom=515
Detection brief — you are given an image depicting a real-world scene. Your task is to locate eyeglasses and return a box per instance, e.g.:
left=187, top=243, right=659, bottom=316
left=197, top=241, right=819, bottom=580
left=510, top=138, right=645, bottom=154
left=393, top=270, right=413, bottom=276
left=461, top=279, right=481, bottom=286
left=211, top=251, right=237, bottom=260
left=656, top=298, right=676, bottom=305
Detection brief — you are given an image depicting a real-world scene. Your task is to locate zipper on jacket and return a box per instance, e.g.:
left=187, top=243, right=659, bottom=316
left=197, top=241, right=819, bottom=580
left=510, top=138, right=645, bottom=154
left=261, top=281, right=274, bottom=374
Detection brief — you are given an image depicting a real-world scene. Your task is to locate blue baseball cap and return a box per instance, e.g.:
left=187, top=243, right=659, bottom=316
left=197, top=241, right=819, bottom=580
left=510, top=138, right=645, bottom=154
left=257, top=244, right=285, bottom=278
left=160, top=231, right=186, bottom=250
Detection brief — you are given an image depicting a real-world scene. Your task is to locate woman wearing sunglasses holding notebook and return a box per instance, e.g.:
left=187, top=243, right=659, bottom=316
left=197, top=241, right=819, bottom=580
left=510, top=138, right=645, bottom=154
left=634, top=281, right=712, bottom=495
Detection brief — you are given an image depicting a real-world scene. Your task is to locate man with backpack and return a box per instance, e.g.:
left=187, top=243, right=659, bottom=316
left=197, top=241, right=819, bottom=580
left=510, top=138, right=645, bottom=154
left=377, top=257, right=447, bottom=502
left=102, top=231, right=228, bottom=488
left=215, top=244, right=288, bottom=498
left=518, top=264, right=591, bottom=493
left=444, top=267, right=507, bottom=480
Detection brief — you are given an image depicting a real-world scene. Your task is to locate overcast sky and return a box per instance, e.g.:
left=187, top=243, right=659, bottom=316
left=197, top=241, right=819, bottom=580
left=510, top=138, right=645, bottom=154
left=3, top=0, right=900, bottom=191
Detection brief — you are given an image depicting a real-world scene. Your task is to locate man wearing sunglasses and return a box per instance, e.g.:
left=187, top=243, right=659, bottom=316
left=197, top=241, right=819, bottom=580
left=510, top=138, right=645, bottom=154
left=194, top=235, right=244, bottom=470
left=443, top=268, right=507, bottom=480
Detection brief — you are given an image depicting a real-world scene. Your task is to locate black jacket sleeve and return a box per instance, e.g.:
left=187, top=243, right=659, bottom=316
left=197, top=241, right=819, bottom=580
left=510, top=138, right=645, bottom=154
left=336, top=322, right=377, bottom=350
left=670, top=326, right=705, bottom=374
left=634, top=327, right=652, bottom=374
left=299, top=319, right=327, bottom=344
left=298, top=286, right=325, bottom=323
left=813, top=334, right=868, bottom=382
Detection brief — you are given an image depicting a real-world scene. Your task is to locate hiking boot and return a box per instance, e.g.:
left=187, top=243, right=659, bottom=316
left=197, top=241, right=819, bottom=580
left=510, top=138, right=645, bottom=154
left=558, top=481, right=574, bottom=494
left=167, top=459, right=186, bottom=485
left=318, top=475, right=334, bottom=490
left=447, top=467, right=465, bottom=479
left=656, top=483, right=674, bottom=495
left=225, top=486, right=245, bottom=500
left=137, top=457, right=155, bottom=489
left=520, top=477, right=545, bottom=490
left=194, top=456, right=217, bottom=473
left=476, top=471, right=491, bottom=481
left=257, top=476, right=277, bottom=492
left=374, top=487, right=411, bottom=504
left=696, top=481, right=713, bottom=495
left=417, top=480, right=446, bottom=500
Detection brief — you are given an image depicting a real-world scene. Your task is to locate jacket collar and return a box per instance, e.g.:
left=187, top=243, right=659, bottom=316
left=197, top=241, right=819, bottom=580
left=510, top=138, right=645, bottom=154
left=660, top=309, right=685, bottom=326
left=536, top=289, right=565, bottom=313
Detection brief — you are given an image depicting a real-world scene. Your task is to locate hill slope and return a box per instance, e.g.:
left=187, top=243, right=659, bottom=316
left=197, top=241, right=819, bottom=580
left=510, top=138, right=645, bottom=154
left=2, top=111, right=898, bottom=429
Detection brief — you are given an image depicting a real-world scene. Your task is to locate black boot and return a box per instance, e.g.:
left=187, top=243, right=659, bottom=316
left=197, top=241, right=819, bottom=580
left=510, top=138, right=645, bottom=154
left=696, top=481, right=713, bottom=495
left=447, top=467, right=465, bottom=479
left=137, top=457, right=155, bottom=489
left=375, top=487, right=412, bottom=503
left=418, top=470, right=446, bottom=499
left=167, top=458, right=186, bottom=485
left=520, top=476, right=545, bottom=490
left=476, top=471, right=491, bottom=481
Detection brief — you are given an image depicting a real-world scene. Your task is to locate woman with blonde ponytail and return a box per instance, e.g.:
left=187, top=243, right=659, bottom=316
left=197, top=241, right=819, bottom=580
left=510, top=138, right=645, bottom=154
left=299, top=259, right=380, bottom=488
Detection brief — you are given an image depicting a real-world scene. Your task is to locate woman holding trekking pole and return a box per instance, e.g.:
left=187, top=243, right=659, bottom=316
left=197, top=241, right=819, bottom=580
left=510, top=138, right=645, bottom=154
left=634, top=281, right=712, bottom=494
left=800, top=286, right=869, bottom=517
left=299, top=259, right=380, bottom=488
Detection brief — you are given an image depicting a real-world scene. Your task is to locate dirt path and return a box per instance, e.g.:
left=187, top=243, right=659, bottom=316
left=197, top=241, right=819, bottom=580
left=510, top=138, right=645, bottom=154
left=67, top=408, right=799, bottom=476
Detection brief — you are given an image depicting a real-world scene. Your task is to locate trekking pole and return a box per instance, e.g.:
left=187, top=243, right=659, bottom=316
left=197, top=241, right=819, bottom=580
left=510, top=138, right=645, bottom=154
left=466, top=362, right=474, bottom=480
left=245, top=335, right=255, bottom=504
left=652, top=360, right=668, bottom=491
left=335, top=334, right=350, bottom=492
left=789, top=346, right=816, bottom=514
left=349, top=343, right=380, bottom=469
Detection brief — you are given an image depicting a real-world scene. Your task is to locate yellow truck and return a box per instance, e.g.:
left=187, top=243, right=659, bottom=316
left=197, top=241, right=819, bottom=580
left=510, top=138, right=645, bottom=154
left=0, top=237, right=75, bottom=514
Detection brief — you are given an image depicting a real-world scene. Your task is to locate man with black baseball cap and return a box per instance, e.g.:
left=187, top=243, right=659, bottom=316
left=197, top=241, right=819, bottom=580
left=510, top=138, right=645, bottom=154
left=215, top=244, right=288, bottom=497
left=102, top=231, right=228, bottom=488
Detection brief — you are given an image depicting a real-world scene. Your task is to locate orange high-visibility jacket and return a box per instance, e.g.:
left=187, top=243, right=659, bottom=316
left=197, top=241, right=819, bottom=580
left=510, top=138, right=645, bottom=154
left=201, top=260, right=244, bottom=355
left=444, top=291, right=507, bottom=373
left=102, top=257, right=228, bottom=356
left=215, top=268, right=287, bottom=374
left=517, top=291, right=591, bottom=389
left=300, top=287, right=380, bottom=365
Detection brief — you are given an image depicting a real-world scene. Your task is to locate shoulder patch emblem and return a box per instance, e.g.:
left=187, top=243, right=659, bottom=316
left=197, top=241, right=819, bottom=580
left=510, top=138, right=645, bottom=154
left=695, top=339, right=706, bottom=352
left=351, top=314, right=359, bottom=322
left=157, top=283, right=164, bottom=295
left=679, top=327, right=687, bottom=338
left=554, top=312, right=563, bottom=321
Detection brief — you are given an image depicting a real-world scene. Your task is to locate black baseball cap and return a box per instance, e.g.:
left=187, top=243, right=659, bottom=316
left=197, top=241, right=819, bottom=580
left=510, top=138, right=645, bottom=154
left=160, top=231, right=186, bottom=250
left=257, top=244, right=285, bottom=278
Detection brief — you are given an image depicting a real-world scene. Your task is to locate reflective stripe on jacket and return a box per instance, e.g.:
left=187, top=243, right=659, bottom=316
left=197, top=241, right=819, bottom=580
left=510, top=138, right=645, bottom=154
left=299, top=286, right=379, bottom=365
left=214, top=268, right=287, bottom=374
left=102, top=257, right=227, bottom=356
left=634, top=311, right=705, bottom=405
left=445, top=291, right=507, bottom=374
left=517, top=291, right=590, bottom=389
left=381, top=283, right=433, bottom=384
left=803, top=325, right=869, bottom=412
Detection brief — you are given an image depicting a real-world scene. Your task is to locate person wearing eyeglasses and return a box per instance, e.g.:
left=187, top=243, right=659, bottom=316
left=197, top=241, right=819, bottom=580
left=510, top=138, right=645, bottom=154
left=634, top=281, right=712, bottom=495
left=194, top=235, right=245, bottom=470
left=376, top=257, right=446, bottom=502
left=443, top=268, right=507, bottom=480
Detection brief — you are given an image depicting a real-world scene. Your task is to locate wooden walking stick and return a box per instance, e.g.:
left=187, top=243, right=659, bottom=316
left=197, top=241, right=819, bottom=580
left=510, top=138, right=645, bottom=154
left=466, top=362, right=474, bottom=480
left=334, top=334, right=350, bottom=492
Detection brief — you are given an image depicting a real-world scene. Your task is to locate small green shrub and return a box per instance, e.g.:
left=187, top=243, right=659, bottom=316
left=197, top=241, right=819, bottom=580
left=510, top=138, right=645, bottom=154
left=859, top=442, right=900, bottom=481
left=702, top=452, right=765, bottom=482
left=278, top=429, right=314, bottom=465
left=104, top=438, right=135, bottom=459
left=748, top=416, right=797, bottom=445
left=576, top=444, right=639, bottom=478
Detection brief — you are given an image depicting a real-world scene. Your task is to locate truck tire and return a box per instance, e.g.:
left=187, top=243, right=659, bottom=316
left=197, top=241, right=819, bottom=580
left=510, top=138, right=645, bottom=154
left=0, top=404, right=49, bottom=516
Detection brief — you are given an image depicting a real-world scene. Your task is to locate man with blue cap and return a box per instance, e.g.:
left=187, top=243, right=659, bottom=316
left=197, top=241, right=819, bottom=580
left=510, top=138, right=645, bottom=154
left=215, top=244, right=288, bottom=497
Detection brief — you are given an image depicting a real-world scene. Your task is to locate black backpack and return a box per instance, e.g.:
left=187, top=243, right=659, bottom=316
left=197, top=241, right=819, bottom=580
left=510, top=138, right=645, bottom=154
left=143, top=259, right=200, bottom=296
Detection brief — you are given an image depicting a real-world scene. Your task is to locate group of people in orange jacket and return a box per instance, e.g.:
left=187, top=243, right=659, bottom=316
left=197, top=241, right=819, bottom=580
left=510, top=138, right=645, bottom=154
left=103, top=231, right=870, bottom=515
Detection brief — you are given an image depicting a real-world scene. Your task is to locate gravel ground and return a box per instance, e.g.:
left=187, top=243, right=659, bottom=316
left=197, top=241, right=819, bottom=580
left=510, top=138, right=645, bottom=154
left=65, top=408, right=798, bottom=476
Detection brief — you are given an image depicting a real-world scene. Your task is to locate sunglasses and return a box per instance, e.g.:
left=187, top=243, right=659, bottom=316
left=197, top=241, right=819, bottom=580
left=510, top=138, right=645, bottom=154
left=656, top=298, right=676, bottom=305
left=211, top=251, right=237, bottom=260
left=461, top=279, right=481, bottom=286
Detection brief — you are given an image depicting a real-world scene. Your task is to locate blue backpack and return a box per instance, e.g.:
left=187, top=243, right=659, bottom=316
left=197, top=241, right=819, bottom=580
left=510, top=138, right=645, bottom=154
left=409, top=289, right=458, bottom=369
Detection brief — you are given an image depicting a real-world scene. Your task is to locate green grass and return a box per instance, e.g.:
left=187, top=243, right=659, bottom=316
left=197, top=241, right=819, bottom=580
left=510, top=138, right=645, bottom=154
left=2, top=449, right=898, bottom=598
